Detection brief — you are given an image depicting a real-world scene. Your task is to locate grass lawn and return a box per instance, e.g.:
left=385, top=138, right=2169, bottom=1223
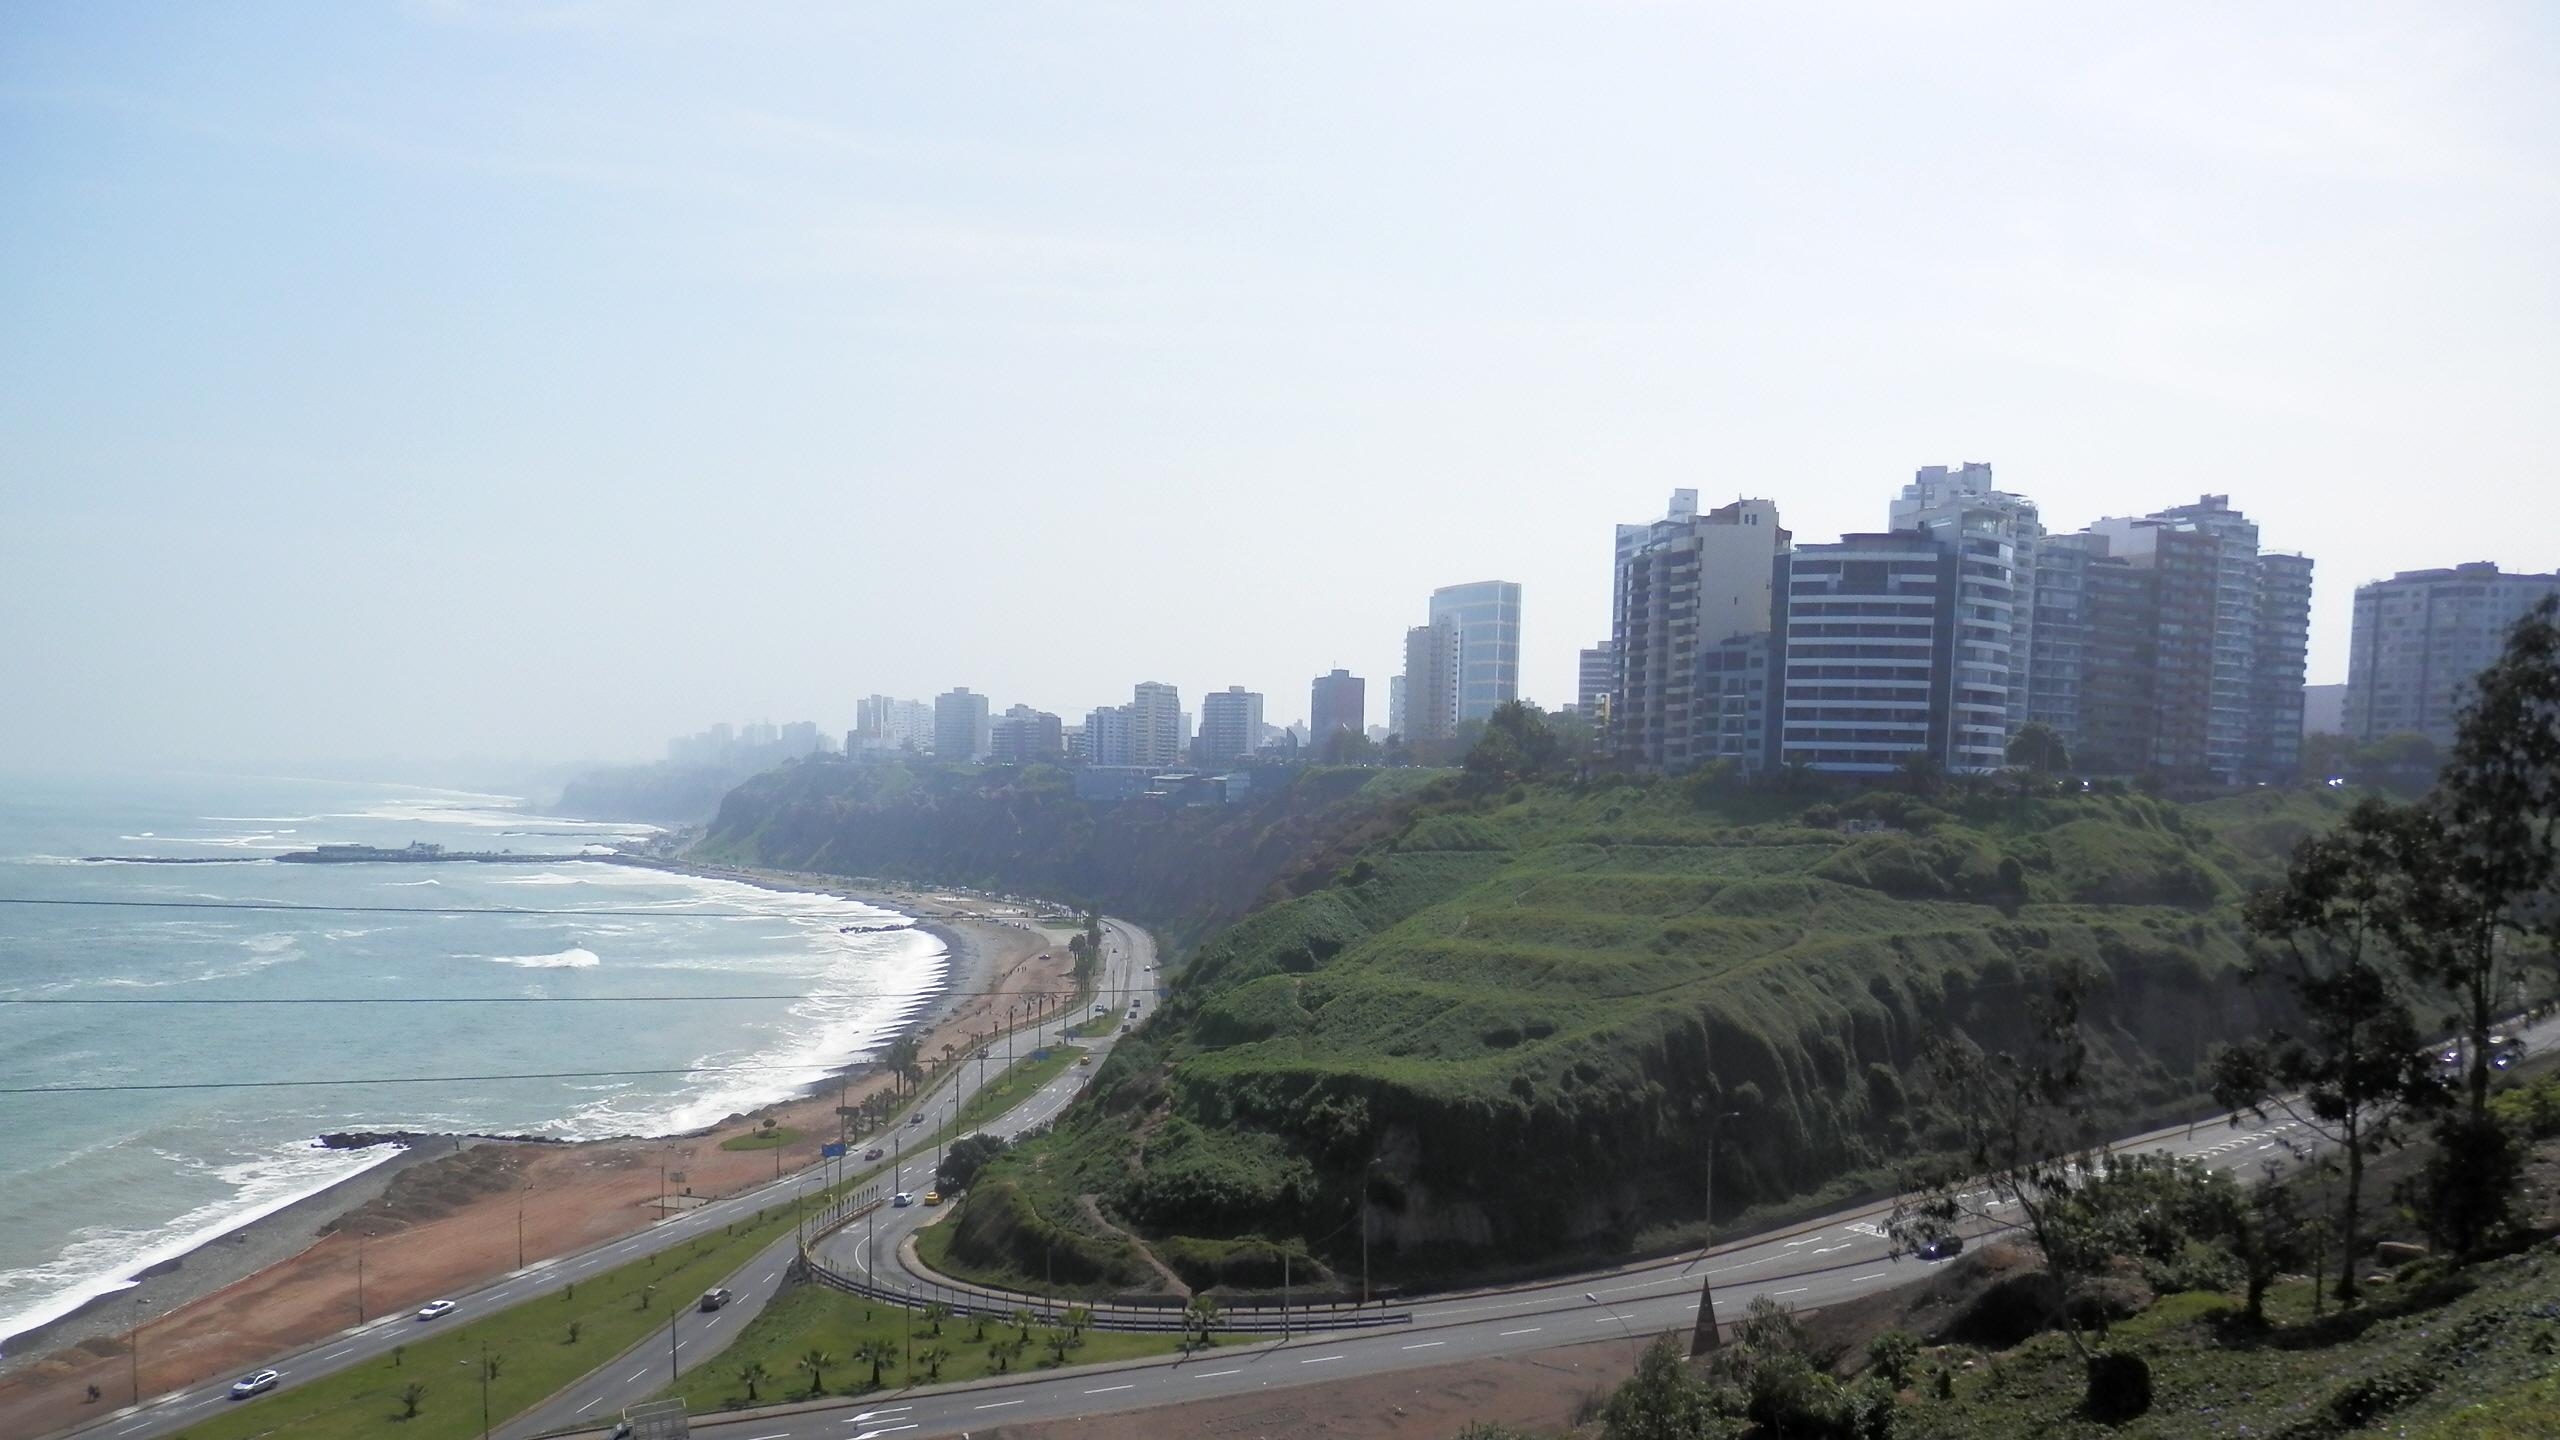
left=648, top=1284, right=1215, bottom=1415
left=720, top=1125, right=805, bottom=1151
left=1065, top=1012, right=1119, bottom=1040
left=1894, top=1241, right=2560, bottom=1440
left=949, top=1043, right=1084, bottom=1135
left=163, top=1197, right=828, bottom=1440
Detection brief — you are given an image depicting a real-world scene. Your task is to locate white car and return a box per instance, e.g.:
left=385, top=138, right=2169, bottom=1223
left=415, top=1299, right=457, bottom=1320
left=892, top=1191, right=915, bottom=1208
left=229, top=1369, right=281, bottom=1399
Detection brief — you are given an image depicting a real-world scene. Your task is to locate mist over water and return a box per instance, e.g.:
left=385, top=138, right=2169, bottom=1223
left=0, top=774, right=943, bottom=1353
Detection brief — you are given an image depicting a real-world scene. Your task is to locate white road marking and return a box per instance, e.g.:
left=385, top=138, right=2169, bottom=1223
left=1195, top=1367, right=1243, bottom=1377
left=1300, top=1353, right=1346, bottom=1364
left=1498, top=1327, right=1542, bottom=1337
left=976, top=1398, right=1024, bottom=1409
left=576, top=1397, right=602, bottom=1414
left=1086, top=1383, right=1135, bottom=1393
left=1775, top=1287, right=1809, bottom=1296
left=624, top=1367, right=649, bottom=1382
left=1854, top=1272, right=1887, bottom=1282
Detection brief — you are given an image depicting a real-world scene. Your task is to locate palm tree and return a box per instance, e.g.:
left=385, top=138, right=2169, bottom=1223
left=735, top=1360, right=768, bottom=1404
left=922, top=1301, right=950, bottom=1337
left=850, top=1337, right=898, bottom=1390
left=1184, top=1294, right=1221, bottom=1353
left=1064, top=1304, right=1093, bottom=1336
left=398, top=1381, right=427, bottom=1419
left=1010, top=1306, right=1035, bottom=1338
left=796, top=1347, right=833, bottom=1396
left=916, top=1344, right=950, bottom=1382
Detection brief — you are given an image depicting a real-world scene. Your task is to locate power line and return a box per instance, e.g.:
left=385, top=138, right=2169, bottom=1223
left=0, top=895, right=947, bottom=921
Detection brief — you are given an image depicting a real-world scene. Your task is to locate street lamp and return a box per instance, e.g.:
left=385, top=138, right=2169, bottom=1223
left=516, top=1183, right=534, bottom=1269
left=129, top=1296, right=149, bottom=1406
left=1586, top=1291, right=1634, bottom=1340
left=1684, top=1110, right=1743, bottom=1275
left=356, top=1230, right=371, bottom=1324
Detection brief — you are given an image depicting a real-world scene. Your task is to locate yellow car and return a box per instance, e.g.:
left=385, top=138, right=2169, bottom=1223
left=922, top=1190, right=944, bottom=1206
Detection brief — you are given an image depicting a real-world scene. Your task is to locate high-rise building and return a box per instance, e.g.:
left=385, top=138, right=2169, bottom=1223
left=1387, top=674, right=1408, bottom=740
left=1196, top=687, right=1264, bottom=768
left=989, top=705, right=1064, bottom=765
left=1893, top=463, right=2040, bottom=733
left=933, top=687, right=991, bottom=762
left=1577, top=642, right=1616, bottom=717
left=1428, top=580, right=1523, bottom=723
left=2027, top=535, right=2094, bottom=747
left=2345, top=563, right=2560, bottom=748
left=1309, top=670, right=1365, bottom=746
left=1129, top=682, right=1184, bottom=769
left=2083, top=496, right=2310, bottom=784
left=853, top=695, right=933, bottom=752
left=1082, top=705, right=1134, bottom=766
left=1769, top=531, right=1986, bottom=774
left=779, top=720, right=824, bottom=756
left=1401, top=618, right=1463, bottom=743
left=1693, top=632, right=1770, bottom=768
left=1612, top=494, right=1787, bottom=772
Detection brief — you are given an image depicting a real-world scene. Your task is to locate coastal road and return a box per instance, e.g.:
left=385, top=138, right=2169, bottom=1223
left=496, top=920, right=1154, bottom=1438
left=57, top=915, right=1149, bottom=1440
left=524, top=1007, right=2560, bottom=1440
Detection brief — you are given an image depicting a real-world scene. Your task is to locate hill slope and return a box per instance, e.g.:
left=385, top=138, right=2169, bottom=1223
left=948, top=776, right=2349, bottom=1292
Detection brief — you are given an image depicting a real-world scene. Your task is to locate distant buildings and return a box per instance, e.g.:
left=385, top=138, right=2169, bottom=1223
left=1431, top=581, right=1523, bottom=723
left=1196, top=686, right=1264, bottom=767
left=2345, top=563, right=2560, bottom=748
left=1611, top=492, right=1787, bottom=772
left=669, top=718, right=830, bottom=768
left=2302, top=683, right=2346, bottom=736
left=1576, top=642, right=1615, bottom=719
left=989, top=705, right=1065, bottom=765
left=1386, top=674, right=1408, bottom=740
left=1130, top=682, right=1184, bottom=769
left=1598, top=468, right=2315, bottom=785
left=934, top=687, right=991, bottom=762
left=1309, top=670, right=1365, bottom=746
left=851, top=695, right=935, bottom=754
left=1402, top=617, right=1463, bottom=743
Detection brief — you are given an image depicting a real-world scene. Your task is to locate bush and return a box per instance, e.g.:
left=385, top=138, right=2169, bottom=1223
left=1866, top=1329, right=1921, bottom=1389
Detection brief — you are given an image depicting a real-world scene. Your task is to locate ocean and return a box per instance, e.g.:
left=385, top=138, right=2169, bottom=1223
left=0, top=772, right=944, bottom=1355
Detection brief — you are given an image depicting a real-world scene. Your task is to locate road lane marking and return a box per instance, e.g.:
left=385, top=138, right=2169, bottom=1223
left=977, top=1398, right=1025, bottom=1409
left=1499, top=1328, right=1541, bottom=1337
left=576, top=1397, right=602, bottom=1414
left=1195, top=1367, right=1243, bottom=1377
left=1086, top=1383, right=1135, bottom=1393
left=1854, top=1272, right=1887, bottom=1282
left=624, top=1367, right=649, bottom=1382
left=1300, top=1353, right=1346, bottom=1364
left=1776, top=1287, right=1809, bottom=1296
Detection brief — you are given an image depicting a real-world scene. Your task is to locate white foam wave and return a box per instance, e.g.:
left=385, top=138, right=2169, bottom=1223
left=484, top=947, right=601, bottom=969
left=0, top=1141, right=397, bottom=1356
left=382, top=878, right=442, bottom=887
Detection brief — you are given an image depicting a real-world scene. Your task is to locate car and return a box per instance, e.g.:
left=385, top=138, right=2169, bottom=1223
left=1078, top=1055, right=1093, bottom=1067
left=1092, top=1004, right=1106, bottom=1016
left=907, top=1113, right=924, bottom=1127
left=1120, top=1024, right=1131, bottom=1035
left=864, top=1146, right=885, bottom=1161
left=229, top=1370, right=282, bottom=1399
left=892, top=1191, right=915, bottom=1208
left=698, top=1287, right=734, bottom=1312
left=414, top=1299, right=457, bottom=1320
left=1916, top=1234, right=1965, bottom=1262
left=923, top=1190, right=944, bottom=1206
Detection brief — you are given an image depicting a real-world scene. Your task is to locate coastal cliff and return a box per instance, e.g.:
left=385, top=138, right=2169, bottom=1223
left=941, top=775, right=2349, bottom=1293
left=690, top=757, right=1436, bottom=952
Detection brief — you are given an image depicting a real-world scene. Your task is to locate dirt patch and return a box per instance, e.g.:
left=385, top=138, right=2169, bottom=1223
left=980, top=1336, right=1644, bottom=1440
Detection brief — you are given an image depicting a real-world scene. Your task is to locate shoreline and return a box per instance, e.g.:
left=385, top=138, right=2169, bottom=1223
left=0, top=865, right=1079, bottom=1439
left=0, top=860, right=1049, bottom=1383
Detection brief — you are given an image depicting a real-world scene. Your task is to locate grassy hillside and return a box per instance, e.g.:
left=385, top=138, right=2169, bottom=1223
left=691, top=757, right=1438, bottom=951
left=946, top=774, right=2351, bottom=1292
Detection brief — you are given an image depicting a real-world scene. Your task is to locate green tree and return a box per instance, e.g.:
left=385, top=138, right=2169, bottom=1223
left=1866, top=1330, right=1921, bottom=1389
left=1601, top=1333, right=1734, bottom=1440
left=735, top=1360, right=767, bottom=1404
left=398, top=1381, right=426, bottom=1419
left=881, top=1034, right=923, bottom=1095
left=796, top=1346, right=833, bottom=1396
left=1462, top=701, right=1563, bottom=788
left=922, top=1301, right=950, bottom=1337
left=2006, top=721, right=2070, bottom=774
left=1319, top=727, right=1380, bottom=765
left=1182, top=1293, right=1222, bottom=1353
left=2216, top=799, right=2446, bottom=1304
left=916, top=1344, right=949, bottom=1382
left=937, top=1133, right=1008, bottom=1192
left=850, top=1337, right=897, bottom=1390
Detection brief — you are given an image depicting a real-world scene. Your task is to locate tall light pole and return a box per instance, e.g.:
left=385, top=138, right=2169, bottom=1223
left=1586, top=1291, right=1634, bottom=1340
left=516, top=1183, right=533, bottom=1270
left=356, top=1230, right=370, bottom=1324
left=129, top=1297, right=147, bottom=1406
left=1360, top=1159, right=1374, bottom=1308
left=1685, top=1110, right=1743, bottom=1275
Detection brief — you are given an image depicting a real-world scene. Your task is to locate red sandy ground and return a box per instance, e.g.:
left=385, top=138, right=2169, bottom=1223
left=981, top=1336, right=1645, bottom=1440
left=0, top=921, right=1067, bottom=1440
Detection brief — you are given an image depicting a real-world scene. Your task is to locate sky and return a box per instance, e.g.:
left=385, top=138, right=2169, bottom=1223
left=4, top=2, right=2555, bottom=776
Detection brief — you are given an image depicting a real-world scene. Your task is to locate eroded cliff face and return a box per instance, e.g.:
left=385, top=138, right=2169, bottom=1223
left=693, top=757, right=1427, bottom=950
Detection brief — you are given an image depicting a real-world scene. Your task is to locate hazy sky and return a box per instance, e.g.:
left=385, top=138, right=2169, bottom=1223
left=5, top=3, right=2554, bottom=775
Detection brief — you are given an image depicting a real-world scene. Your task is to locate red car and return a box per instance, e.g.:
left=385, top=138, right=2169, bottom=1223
left=864, top=1147, right=884, bottom=1161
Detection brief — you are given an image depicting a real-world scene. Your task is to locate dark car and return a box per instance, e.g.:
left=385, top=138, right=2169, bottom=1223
left=864, top=1146, right=884, bottom=1161
left=1916, top=1234, right=1965, bottom=1262
left=698, top=1287, right=733, bottom=1311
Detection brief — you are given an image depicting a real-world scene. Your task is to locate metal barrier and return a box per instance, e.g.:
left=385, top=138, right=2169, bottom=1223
left=791, top=1244, right=1411, bottom=1335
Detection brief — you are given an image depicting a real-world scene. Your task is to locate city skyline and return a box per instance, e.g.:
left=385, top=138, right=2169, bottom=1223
left=5, top=5, right=2553, bottom=773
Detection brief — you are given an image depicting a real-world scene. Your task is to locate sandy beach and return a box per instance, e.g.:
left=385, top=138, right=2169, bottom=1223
left=0, top=868, right=1078, bottom=1440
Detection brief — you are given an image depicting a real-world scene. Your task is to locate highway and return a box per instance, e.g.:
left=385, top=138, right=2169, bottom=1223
left=56, top=916, right=1152, bottom=1440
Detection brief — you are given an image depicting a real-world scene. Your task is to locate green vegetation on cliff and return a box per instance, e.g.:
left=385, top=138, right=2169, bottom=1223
left=691, top=756, right=1437, bottom=949
left=949, top=768, right=2349, bottom=1292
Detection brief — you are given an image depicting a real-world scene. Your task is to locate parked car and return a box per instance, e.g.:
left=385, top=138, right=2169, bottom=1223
left=893, top=1191, right=915, bottom=1208
left=229, top=1370, right=281, bottom=1399
left=1916, top=1234, right=1965, bottom=1262
left=414, top=1299, right=457, bottom=1320
left=698, top=1287, right=734, bottom=1312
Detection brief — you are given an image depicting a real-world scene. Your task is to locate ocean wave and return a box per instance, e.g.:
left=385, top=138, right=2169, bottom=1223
left=0, top=1140, right=396, bottom=1356
left=382, top=878, right=442, bottom=887
left=483, top=947, right=601, bottom=969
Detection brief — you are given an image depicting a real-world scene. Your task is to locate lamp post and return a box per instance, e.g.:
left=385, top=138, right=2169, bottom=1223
left=1685, top=1110, right=1743, bottom=1275
left=129, top=1297, right=148, bottom=1406
left=516, top=1183, right=533, bottom=1269
left=1360, top=1159, right=1374, bottom=1308
left=1586, top=1290, right=1634, bottom=1341
left=356, top=1230, right=370, bottom=1324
